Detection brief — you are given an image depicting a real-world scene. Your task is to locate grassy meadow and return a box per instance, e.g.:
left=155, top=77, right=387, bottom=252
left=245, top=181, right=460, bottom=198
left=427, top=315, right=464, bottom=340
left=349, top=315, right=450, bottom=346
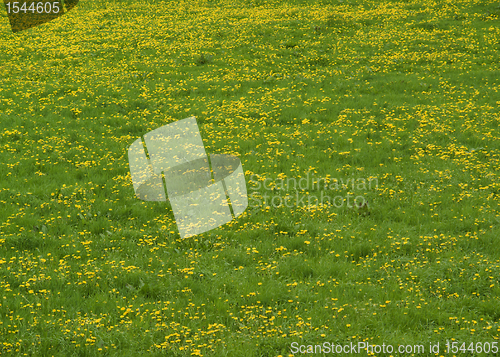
left=1, top=0, right=500, bottom=355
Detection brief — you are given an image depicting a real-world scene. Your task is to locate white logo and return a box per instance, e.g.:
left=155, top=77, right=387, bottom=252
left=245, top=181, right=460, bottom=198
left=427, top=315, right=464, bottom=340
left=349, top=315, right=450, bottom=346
left=128, top=117, right=247, bottom=238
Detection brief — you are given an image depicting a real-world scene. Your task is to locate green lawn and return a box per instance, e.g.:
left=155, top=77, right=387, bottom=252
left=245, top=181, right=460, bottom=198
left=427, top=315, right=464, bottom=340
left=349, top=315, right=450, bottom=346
left=0, top=0, right=499, bottom=356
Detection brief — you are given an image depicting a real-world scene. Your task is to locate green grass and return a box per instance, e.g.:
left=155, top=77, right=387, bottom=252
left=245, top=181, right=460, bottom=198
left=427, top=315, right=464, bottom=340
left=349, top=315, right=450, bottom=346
left=0, top=0, right=499, bottom=356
